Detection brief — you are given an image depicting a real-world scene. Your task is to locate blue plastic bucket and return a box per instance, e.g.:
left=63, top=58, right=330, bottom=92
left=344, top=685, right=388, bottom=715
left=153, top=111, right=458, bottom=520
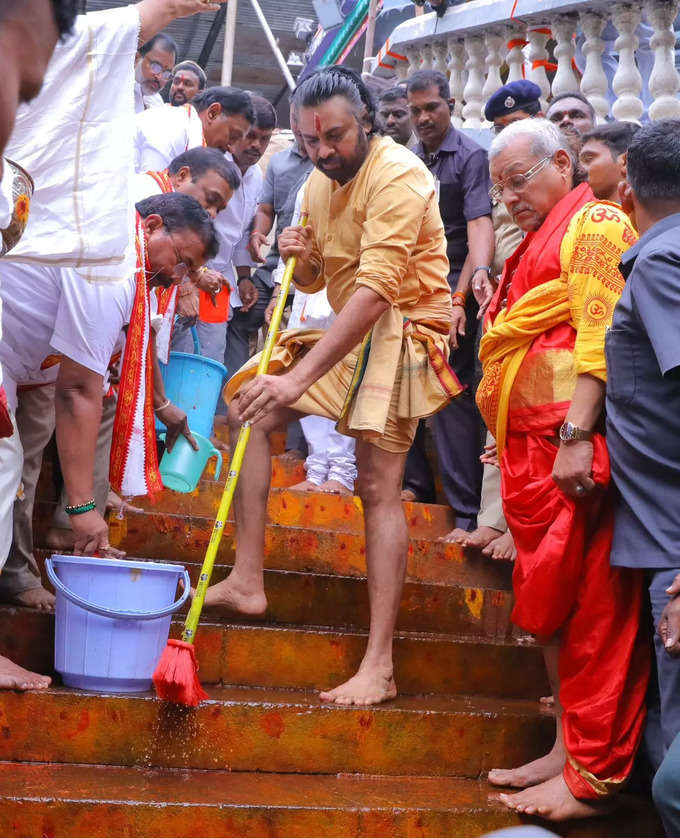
left=45, top=555, right=190, bottom=693
left=156, top=351, right=227, bottom=438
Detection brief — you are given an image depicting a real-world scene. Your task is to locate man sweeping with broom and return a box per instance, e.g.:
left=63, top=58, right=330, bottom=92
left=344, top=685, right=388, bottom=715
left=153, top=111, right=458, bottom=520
left=197, top=68, right=460, bottom=706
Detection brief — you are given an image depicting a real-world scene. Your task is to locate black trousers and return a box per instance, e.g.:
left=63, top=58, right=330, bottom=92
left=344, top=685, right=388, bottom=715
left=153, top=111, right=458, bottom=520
left=403, top=294, right=483, bottom=529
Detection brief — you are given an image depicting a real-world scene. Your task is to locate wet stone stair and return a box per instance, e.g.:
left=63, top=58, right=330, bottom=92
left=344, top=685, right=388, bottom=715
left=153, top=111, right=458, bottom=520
left=0, top=431, right=662, bottom=836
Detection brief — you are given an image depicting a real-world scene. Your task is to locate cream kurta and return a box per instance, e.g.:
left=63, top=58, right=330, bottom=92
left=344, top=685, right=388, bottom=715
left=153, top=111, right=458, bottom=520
left=226, top=135, right=459, bottom=452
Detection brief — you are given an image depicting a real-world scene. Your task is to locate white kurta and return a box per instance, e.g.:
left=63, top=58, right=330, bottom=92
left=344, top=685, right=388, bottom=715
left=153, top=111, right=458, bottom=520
left=134, top=103, right=205, bottom=173
left=4, top=6, right=139, bottom=277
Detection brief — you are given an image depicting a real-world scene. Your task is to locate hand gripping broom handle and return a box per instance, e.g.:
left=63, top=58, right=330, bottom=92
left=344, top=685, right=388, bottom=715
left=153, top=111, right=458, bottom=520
left=180, top=216, right=308, bottom=644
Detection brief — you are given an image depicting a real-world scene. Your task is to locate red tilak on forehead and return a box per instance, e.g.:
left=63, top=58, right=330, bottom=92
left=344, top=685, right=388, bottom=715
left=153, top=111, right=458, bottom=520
left=314, top=112, right=321, bottom=132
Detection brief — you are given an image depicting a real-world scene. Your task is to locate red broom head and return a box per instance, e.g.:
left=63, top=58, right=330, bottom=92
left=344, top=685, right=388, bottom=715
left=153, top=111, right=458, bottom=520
left=153, top=638, right=208, bottom=707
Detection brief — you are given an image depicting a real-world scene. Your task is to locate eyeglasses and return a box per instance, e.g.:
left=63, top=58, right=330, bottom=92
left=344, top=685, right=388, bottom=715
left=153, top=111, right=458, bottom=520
left=489, top=155, right=553, bottom=203
left=146, top=59, right=173, bottom=82
left=168, top=233, right=189, bottom=281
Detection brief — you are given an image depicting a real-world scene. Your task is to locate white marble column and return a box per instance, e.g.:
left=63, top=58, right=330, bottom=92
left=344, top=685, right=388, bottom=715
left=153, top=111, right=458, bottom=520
left=645, top=0, right=680, bottom=119
left=462, top=34, right=485, bottom=128
left=611, top=4, right=644, bottom=122
left=505, top=25, right=527, bottom=83
left=405, top=45, right=422, bottom=77
left=447, top=37, right=466, bottom=127
left=395, top=60, right=409, bottom=82
left=527, top=27, right=552, bottom=108
left=551, top=13, right=579, bottom=96
left=579, top=11, right=610, bottom=122
left=482, top=30, right=504, bottom=110
left=433, top=41, right=450, bottom=77
left=420, top=43, right=434, bottom=71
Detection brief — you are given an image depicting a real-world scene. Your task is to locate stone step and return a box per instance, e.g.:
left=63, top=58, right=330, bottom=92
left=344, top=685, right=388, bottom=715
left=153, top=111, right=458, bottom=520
left=134, top=486, right=455, bottom=537
left=35, top=454, right=306, bottom=506
left=97, top=508, right=513, bottom=591
left=32, top=551, right=519, bottom=640
left=0, top=762, right=660, bottom=838
left=0, top=686, right=553, bottom=776
left=0, top=607, right=547, bottom=699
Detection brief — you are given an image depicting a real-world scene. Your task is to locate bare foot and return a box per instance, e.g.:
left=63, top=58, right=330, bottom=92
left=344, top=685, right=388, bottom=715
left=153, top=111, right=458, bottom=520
left=201, top=576, right=267, bottom=616
left=482, top=530, right=517, bottom=561
left=439, top=527, right=471, bottom=544
left=45, top=526, right=75, bottom=552
left=290, top=479, right=320, bottom=492
left=462, top=525, right=503, bottom=549
left=5, top=586, right=56, bottom=612
left=319, top=666, right=397, bottom=706
left=106, top=491, right=142, bottom=515
left=318, top=479, right=352, bottom=496
left=488, top=741, right=566, bottom=789
left=280, top=448, right=305, bottom=463
left=540, top=694, right=556, bottom=707
left=400, top=488, right=418, bottom=502
left=0, top=655, right=51, bottom=691
left=498, top=773, right=615, bottom=820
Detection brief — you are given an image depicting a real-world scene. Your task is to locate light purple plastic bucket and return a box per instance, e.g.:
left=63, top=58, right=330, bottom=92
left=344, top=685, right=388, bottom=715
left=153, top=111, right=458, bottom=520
left=45, top=555, right=190, bottom=693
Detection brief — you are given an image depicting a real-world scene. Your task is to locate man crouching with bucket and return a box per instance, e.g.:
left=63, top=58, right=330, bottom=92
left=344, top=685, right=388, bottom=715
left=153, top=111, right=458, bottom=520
left=199, top=67, right=462, bottom=706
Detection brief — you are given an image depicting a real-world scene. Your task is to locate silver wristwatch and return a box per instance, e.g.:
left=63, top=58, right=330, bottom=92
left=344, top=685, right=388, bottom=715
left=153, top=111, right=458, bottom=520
left=559, top=422, right=593, bottom=443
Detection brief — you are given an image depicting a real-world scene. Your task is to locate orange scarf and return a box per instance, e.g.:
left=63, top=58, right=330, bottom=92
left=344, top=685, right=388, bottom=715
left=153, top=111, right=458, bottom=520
left=109, top=217, right=162, bottom=498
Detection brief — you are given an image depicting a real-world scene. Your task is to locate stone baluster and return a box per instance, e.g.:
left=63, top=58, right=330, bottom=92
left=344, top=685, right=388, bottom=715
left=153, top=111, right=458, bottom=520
left=611, top=4, right=644, bottom=122
left=420, top=43, right=434, bottom=71
left=433, top=41, right=449, bottom=77
left=505, top=24, right=528, bottom=82
left=462, top=34, right=485, bottom=128
left=405, top=45, right=422, bottom=77
left=551, top=13, right=579, bottom=96
left=645, top=0, right=680, bottom=119
left=447, top=37, right=466, bottom=127
left=395, top=60, right=409, bottom=82
left=482, top=30, right=505, bottom=112
left=527, top=27, right=552, bottom=108
left=579, top=11, right=610, bottom=122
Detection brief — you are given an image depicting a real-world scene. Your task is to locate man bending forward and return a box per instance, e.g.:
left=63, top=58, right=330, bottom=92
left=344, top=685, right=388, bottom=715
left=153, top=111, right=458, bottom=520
left=204, top=67, right=459, bottom=706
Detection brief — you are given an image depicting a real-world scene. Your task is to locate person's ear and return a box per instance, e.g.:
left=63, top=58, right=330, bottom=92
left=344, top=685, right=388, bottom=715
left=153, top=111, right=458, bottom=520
left=619, top=180, right=636, bottom=225
left=142, top=214, right=164, bottom=236
left=617, top=151, right=628, bottom=180
left=207, top=103, right=222, bottom=122
left=174, top=166, right=191, bottom=186
left=448, top=98, right=455, bottom=113
left=554, top=148, right=572, bottom=177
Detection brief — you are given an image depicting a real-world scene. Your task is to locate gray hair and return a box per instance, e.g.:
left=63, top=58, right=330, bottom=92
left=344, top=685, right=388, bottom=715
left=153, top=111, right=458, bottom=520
left=489, top=117, right=576, bottom=168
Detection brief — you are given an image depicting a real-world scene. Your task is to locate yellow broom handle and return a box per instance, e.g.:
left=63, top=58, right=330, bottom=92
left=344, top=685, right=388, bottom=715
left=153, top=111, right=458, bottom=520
left=181, top=216, right=308, bottom=643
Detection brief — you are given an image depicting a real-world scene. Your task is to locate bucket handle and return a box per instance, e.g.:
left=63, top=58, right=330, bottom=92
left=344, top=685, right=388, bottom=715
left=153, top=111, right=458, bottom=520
left=45, top=559, right=191, bottom=621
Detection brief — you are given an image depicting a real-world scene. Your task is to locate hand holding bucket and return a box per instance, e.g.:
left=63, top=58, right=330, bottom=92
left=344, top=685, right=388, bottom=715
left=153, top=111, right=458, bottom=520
left=158, top=432, right=222, bottom=493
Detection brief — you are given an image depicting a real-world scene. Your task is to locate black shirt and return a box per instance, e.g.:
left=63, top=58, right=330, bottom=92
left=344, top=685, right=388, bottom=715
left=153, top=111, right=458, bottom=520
left=414, top=126, right=492, bottom=283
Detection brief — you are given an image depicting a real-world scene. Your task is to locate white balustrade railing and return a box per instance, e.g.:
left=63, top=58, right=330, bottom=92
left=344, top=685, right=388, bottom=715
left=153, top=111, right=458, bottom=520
left=370, top=0, right=680, bottom=125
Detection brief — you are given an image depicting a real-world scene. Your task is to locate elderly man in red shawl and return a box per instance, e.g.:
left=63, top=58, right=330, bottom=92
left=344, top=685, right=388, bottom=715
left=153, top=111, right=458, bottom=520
left=477, top=118, right=649, bottom=820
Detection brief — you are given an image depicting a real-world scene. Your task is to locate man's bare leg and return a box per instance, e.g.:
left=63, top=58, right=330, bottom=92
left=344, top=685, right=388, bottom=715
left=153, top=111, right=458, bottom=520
left=0, top=655, right=50, bottom=690
left=489, top=638, right=565, bottom=788
left=203, top=401, right=301, bottom=615
left=319, top=441, right=406, bottom=706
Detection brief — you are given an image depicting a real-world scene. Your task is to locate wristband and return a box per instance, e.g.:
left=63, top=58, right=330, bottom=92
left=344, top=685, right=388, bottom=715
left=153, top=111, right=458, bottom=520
left=472, top=265, right=492, bottom=277
left=452, top=291, right=466, bottom=304
left=154, top=398, right=171, bottom=413
left=65, top=499, right=96, bottom=516
left=451, top=298, right=466, bottom=307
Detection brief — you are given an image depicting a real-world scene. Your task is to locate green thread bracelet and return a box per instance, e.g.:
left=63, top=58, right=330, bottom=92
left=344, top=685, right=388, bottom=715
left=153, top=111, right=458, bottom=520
left=65, top=499, right=96, bottom=516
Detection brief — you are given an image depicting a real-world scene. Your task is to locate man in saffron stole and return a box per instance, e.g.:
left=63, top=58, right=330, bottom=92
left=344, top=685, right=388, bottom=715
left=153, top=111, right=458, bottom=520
left=477, top=119, right=649, bottom=820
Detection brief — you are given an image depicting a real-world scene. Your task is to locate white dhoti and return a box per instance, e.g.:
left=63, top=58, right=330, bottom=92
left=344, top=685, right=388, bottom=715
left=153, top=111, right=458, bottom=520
left=0, top=409, right=24, bottom=570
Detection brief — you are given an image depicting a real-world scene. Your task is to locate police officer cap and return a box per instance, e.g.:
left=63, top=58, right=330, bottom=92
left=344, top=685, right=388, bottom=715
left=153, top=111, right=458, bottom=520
left=484, top=80, right=542, bottom=122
